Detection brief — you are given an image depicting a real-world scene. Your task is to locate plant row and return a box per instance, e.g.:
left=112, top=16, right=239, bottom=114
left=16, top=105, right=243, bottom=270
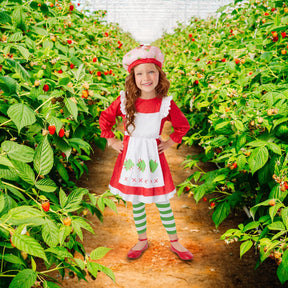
left=0, top=0, right=137, bottom=287
left=156, top=0, right=288, bottom=284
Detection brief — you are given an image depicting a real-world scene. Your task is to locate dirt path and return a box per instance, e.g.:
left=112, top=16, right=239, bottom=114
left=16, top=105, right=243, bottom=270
left=59, top=123, right=282, bottom=288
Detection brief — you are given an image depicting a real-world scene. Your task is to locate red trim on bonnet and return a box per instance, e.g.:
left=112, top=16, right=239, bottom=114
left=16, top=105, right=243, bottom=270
left=128, top=58, right=162, bottom=73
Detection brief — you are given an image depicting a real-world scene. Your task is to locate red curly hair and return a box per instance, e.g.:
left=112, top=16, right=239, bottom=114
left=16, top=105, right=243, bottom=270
left=124, top=65, right=170, bottom=133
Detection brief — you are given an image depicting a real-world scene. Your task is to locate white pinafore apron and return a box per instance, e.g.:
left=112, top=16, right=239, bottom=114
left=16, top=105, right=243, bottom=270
left=119, top=93, right=172, bottom=190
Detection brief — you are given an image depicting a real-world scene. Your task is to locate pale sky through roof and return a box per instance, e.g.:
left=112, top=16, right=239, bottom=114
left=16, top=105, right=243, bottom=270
left=80, top=0, right=233, bottom=43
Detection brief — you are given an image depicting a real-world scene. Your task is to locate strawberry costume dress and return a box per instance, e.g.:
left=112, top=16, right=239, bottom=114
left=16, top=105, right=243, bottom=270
left=99, top=91, right=190, bottom=204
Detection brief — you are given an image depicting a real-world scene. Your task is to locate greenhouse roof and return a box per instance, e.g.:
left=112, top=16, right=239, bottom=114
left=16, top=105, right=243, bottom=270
left=77, top=0, right=233, bottom=44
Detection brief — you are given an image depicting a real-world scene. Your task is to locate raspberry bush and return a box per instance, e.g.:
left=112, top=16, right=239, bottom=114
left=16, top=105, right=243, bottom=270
left=156, top=0, right=288, bottom=284
left=0, top=0, right=137, bottom=287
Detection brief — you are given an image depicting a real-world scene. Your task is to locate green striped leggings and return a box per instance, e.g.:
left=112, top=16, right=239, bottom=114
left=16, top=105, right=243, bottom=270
left=132, top=200, right=177, bottom=235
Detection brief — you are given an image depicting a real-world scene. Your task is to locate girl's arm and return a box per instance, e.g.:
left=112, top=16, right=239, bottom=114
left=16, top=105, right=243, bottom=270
left=99, top=96, right=122, bottom=139
left=166, top=100, right=190, bottom=144
left=99, top=96, right=124, bottom=153
left=158, top=100, right=190, bottom=153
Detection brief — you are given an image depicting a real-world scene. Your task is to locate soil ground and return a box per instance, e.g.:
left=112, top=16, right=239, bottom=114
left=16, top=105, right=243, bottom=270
left=59, top=123, right=283, bottom=288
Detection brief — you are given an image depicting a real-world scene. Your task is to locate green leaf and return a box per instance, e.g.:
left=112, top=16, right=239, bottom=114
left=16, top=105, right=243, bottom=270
left=0, top=11, right=12, bottom=24
left=0, top=193, right=5, bottom=214
left=0, top=76, right=17, bottom=96
left=8, top=269, right=37, bottom=288
left=59, top=188, right=68, bottom=208
left=31, top=256, right=36, bottom=272
left=72, top=217, right=94, bottom=241
left=43, top=281, right=62, bottom=288
left=6, top=58, right=31, bottom=83
left=74, top=258, right=85, bottom=270
left=212, top=201, right=230, bottom=228
left=68, top=138, right=91, bottom=155
left=212, top=174, right=226, bottom=183
left=43, top=39, right=54, bottom=50
left=74, top=63, right=85, bottom=81
left=8, top=206, right=44, bottom=226
left=12, top=234, right=47, bottom=262
left=3, top=254, right=26, bottom=266
left=260, top=51, right=273, bottom=62
left=11, top=6, right=26, bottom=30
left=243, top=221, right=260, bottom=232
left=214, top=121, right=232, bottom=135
left=273, top=117, right=288, bottom=128
left=53, top=137, right=72, bottom=159
left=56, top=162, right=69, bottom=182
left=25, top=37, right=36, bottom=51
left=35, top=178, right=57, bottom=192
left=64, top=97, right=78, bottom=122
left=247, top=140, right=266, bottom=147
left=250, top=199, right=272, bottom=219
left=1, top=141, right=35, bottom=163
left=11, top=159, right=35, bottom=185
left=90, top=247, right=112, bottom=260
left=30, top=26, right=49, bottom=36
left=59, top=77, right=71, bottom=86
left=270, top=184, right=288, bottom=202
left=0, top=166, right=19, bottom=181
left=97, top=197, right=105, bottom=212
left=193, top=183, right=210, bottom=203
left=70, top=55, right=82, bottom=67
left=64, top=188, right=86, bottom=211
left=240, top=240, right=253, bottom=259
left=277, top=249, right=288, bottom=284
left=269, top=203, right=284, bottom=222
left=281, top=207, right=288, bottom=230
left=103, top=198, right=118, bottom=214
left=42, top=218, right=59, bottom=247
left=266, top=142, right=281, bottom=155
left=236, top=134, right=246, bottom=152
left=0, top=155, right=14, bottom=168
left=268, top=221, right=286, bottom=231
left=46, top=247, right=72, bottom=260
left=97, top=263, right=116, bottom=282
left=7, top=103, right=36, bottom=133
left=237, top=154, right=247, bottom=170
left=0, top=194, right=17, bottom=215
left=9, top=32, right=23, bottom=42
left=55, top=41, right=68, bottom=54
left=87, top=261, right=98, bottom=278
left=234, top=120, right=244, bottom=132
left=248, top=146, right=269, bottom=175
left=33, top=136, right=54, bottom=176
left=15, top=45, right=31, bottom=60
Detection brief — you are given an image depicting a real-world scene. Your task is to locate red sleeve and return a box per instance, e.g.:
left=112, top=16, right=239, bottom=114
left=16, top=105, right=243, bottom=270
left=99, top=96, right=123, bottom=138
left=165, top=100, right=190, bottom=143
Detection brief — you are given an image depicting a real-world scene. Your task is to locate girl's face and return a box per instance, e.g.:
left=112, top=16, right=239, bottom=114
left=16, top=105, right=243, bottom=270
left=134, top=63, right=159, bottom=98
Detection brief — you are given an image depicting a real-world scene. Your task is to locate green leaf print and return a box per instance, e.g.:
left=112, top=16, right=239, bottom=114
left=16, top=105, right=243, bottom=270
left=123, top=159, right=134, bottom=171
left=137, top=159, right=146, bottom=172
left=149, top=160, right=158, bottom=173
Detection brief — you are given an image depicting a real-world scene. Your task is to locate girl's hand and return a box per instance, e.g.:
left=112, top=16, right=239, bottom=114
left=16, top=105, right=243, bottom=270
left=158, top=138, right=175, bottom=154
left=107, top=137, right=124, bottom=153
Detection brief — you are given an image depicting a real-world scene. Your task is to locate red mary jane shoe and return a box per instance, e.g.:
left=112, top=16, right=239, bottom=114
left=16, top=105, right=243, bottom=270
left=170, top=239, right=193, bottom=261
left=127, top=238, right=148, bottom=260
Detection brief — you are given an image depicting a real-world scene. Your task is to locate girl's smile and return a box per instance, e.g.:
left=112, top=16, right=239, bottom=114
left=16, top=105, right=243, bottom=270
left=134, top=63, right=159, bottom=99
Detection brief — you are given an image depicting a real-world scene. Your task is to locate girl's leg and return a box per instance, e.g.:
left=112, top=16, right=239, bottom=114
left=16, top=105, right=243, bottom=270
left=133, top=202, right=147, bottom=236
left=130, top=202, right=148, bottom=251
left=156, top=200, right=189, bottom=253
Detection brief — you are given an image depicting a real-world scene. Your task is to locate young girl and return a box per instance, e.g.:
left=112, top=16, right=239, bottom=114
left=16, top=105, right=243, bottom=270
left=99, top=45, right=193, bottom=261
